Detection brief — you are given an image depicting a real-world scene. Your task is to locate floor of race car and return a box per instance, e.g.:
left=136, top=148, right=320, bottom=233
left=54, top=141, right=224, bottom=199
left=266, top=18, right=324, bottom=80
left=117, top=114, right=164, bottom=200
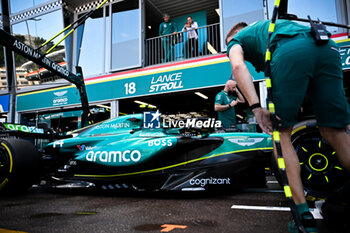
left=0, top=176, right=343, bottom=233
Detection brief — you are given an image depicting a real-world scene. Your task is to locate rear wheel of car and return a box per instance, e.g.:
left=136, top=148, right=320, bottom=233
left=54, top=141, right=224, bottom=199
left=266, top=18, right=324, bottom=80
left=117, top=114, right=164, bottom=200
left=271, top=120, right=349, bottom=199
left=0, top=139, right=41, bottom=194
left=292, top=120, right=349, bottom=199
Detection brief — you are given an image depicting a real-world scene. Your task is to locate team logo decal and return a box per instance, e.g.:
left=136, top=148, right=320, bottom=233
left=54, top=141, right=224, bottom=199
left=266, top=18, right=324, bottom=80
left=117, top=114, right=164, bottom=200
left=77, top=145, right=86, bottom=151
left=229, top=138, right=264, bottom=146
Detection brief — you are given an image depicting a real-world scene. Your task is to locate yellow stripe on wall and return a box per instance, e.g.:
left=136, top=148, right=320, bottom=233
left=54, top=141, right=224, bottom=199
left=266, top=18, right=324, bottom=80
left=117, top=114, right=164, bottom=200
left=18, top=58, right=228, bottom=97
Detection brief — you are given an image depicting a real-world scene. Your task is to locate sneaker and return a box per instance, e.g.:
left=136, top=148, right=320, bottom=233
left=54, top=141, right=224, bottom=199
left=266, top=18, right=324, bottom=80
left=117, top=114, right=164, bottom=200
left=288, top=219, right=298, bottom=233
left=287, top=212, right=319, bottom=233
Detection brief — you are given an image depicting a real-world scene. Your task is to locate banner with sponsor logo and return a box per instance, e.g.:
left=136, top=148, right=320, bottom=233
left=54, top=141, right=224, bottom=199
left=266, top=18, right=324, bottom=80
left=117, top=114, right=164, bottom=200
left=16, top=56, right=260, bottom=112
left=338, top=39, right=350, bottom=70
left=15, top=39, right=350, bottom=112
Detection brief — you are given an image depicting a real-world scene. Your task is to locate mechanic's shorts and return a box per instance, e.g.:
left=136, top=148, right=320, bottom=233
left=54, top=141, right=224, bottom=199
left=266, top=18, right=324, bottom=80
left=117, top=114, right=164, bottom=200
left=271, top=32, right=350, bottom=128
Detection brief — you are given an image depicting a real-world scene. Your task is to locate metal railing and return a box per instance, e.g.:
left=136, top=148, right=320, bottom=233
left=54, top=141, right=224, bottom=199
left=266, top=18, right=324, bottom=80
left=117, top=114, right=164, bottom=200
left=145, top=23, right=221, bottom=66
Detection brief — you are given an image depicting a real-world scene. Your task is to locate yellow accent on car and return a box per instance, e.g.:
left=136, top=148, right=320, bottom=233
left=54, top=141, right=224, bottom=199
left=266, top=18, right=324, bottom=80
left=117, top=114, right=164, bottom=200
left=0, top=143, right=13, bottom=191
left=324, top=176, right=329, bottom=183
left=1, top=143, right=13, bottom=173
left=308, top=153, right=328, bottom=172
left=74, top=147, right=274, bottom=178
left=0, top=228, right=28, bottom=233
left=0, top=178, right=9, bottom=190
left=306, top=196, right=317, bottom=202
left=76, top=212, right=97, bottom=215
left=291, top=125, right=306, bottom=135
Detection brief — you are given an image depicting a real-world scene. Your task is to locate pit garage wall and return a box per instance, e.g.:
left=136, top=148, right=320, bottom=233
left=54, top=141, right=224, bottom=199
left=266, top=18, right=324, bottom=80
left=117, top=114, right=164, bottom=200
left=16, top=38, right=350, bottom=113
left=16, top=54, right=264, bottom=112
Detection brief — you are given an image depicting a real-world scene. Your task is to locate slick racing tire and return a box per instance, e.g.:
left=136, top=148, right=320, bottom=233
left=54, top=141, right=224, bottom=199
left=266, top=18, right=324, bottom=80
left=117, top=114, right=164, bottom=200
left=0, top=139, right=41, bottom=194
left=291, top=120, right=349, bottom=199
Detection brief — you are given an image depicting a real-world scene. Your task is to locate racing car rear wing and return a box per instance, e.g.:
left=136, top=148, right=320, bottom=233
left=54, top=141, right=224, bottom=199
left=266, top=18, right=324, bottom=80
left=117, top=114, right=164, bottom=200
left=0, top=122, right=72, bottom=141
left=0, top=129, right=72, bottom=140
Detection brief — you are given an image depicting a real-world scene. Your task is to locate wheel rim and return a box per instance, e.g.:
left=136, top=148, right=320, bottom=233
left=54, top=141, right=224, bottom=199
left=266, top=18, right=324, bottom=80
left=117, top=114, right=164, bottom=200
left=293, top=131, right=349, bottom=197
left=308, top=153, right=328, bottom=172
left=0, top=144, right=11, bottom=186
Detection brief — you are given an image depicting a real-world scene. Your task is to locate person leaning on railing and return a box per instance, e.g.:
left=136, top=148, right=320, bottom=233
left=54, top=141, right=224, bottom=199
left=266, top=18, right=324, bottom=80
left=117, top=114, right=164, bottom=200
left=159, top=13, right=177, bottom=62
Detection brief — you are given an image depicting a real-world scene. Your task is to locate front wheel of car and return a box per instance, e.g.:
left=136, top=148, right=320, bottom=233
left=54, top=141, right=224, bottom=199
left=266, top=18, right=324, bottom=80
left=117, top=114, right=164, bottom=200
left=0, top=139, right=41, bottom=194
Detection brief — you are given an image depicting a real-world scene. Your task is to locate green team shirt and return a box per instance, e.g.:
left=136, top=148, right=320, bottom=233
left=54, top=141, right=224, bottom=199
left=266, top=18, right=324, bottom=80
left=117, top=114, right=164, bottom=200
left=215, top=90, right=237, bottom=128
left=226, top=19, right=350, bottom=129
left=226, top=19, right=310, bottom=72
left=159, top=21, right=177, bottom=36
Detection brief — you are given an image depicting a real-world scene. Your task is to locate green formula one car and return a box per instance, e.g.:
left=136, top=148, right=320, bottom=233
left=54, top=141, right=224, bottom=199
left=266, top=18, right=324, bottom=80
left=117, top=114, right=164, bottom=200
left=0, top=114, right=348, bottom=197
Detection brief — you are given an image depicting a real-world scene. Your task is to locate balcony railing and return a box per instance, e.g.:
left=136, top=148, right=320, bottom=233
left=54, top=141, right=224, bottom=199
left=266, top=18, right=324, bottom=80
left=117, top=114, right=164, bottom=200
left=145, top=23, right=221, bottom=66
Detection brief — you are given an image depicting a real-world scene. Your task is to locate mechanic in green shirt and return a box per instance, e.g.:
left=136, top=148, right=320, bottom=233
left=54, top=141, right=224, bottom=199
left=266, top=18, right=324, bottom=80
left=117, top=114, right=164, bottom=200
left=226, top=20, right=350, bottom=233
left=159, top=14, right=177, bottom=62
left=215, top=80, right=245, bottom=129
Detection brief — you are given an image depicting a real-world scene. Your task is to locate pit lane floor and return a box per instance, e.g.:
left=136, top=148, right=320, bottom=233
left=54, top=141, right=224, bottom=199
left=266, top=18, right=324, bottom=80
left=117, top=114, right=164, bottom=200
left=0, top=177, right=344, bottom=233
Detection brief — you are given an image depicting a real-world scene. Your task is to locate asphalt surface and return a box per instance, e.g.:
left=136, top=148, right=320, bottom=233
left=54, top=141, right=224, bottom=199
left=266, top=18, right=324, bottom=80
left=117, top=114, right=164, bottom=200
left=0, top=178, right=346, bottom=233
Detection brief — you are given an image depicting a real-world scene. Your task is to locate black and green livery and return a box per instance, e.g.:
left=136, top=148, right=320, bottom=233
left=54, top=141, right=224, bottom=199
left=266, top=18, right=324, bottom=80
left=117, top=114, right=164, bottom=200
left=0, top=114, right=348, bottom=195
left=0, top=114, right=273, bottom=193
